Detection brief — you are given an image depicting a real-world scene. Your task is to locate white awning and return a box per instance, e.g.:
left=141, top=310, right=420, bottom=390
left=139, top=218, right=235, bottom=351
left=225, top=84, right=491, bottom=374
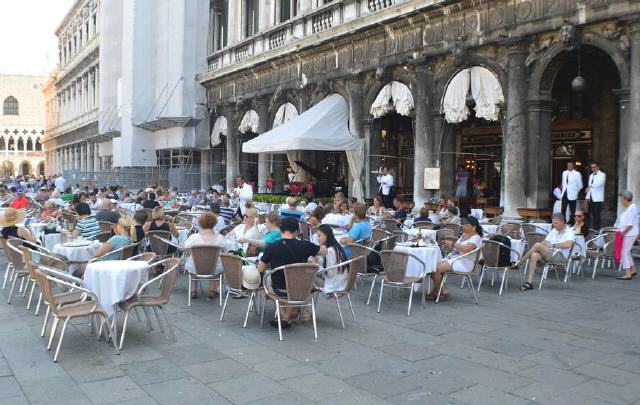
left=238, top=109, right=259, bottom=134
left=370, top=81, right=414, bottom=118
left=273, top=102, right=298, bottom=128
left=211, top=116, right=227, bottom=147
left=442, top=67, right=504, bottom=123
left=242, top=94, right=362, bottom=154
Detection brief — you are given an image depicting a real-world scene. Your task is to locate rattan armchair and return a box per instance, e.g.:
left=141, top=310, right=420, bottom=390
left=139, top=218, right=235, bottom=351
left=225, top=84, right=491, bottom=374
left=477, top=239, right=522, bottom=295
left=522, top=223, right=549, bottom=236
left=346, top=243, right=384, bottom=305
left=539, top=243, right=576, bottom=290
left=260, top=263, right=320, bottom=341
left=186, top=245, right=224, bottom=307
left=93, top=231, right=112, bottom=243
left=316, top=256, right=364, bottom=328
left=87, top=242, right=141, bottom=264
left=4, top=238, right=30, bottom=305
left=146, top=230, right=174, bottom=259
left=219, top=254, right=263, bottom=327
left=98, top=221, right=114, bottom=233
left=435, top=247, right=482, bottom=304
left=117, top=258, right=181, bottom=350
left=587, top=232, right=616, bottom=279
left=376, top=250, right=427, bottom=316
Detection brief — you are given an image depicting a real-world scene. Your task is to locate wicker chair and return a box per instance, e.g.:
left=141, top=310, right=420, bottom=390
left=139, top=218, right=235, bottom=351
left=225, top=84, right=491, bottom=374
left=499, top=222, right=522, bottom=239
left=87, top=242, right=141, bottom=263
left=4, top=238, right=30, bottom=305
left=346, top=243, right=383, bottom=305
left=435, top=247, right=482, bottom=304
left=524, top=232, right=547, bottom=253
left=187, top=245, right=224, bottom=307
left=477, top=239, right=522, bottom=295
left=93, top=231, right=112, bottom=243
left=522, top=223, right=549, bottom=236
left=219, top=254, right=264, bottom=327
left=488, top=216, right=502, bottom=225
left=19, top=245, right=72, bottom=314
left=260, top=263, right=320, bottom=341
left=316, top=256, right=364, bottom=328
left=414, top=221, right=435, bottom=229
left=61, top=210, right=78, bottom=230
left=384, top=218, right=400, bottom=232
left=588, top=232, right=616, bottom=279
left=98, top=221, right=114, bottom=233
left=376, top=250, right=427, bottom=316
left=33, top=265, right=119, bottom=362
left=117, top=258, right=181, bottom=349
left=445, top=223, right=462, bottom=236
left=146, top=230, right=174, bottom=259
left=539, top=243, right=576, bottom=290
left=372, top=228, right=397, bottom=250
left=126, top=252, right=156, bottom=263
left=298, top=221, right=312, bottom=241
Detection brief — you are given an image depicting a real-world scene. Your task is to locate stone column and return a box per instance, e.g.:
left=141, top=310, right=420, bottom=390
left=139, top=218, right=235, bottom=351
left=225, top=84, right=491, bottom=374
left=225, top=108, right=240, bottom=192
left=256, top=97, right=271, bottom=191
left=347, top=75, right=365, bottom=200
left=526, top=95, right=554, bottom=208
left=93, top=143, right=100, bottom=172
left=200, top=149, right=211, bottom=190
left=413, top=65, right=435, bottom=210
left=364, top=120, right=377, bottom=197
left=614, top=88, right=630, bottom=196
left=80, top=143, right=86, bottom=173
left=436, top=113, right=455, bottom=198
left=626, top=20, right=640, bottom=206
left=502, top=41, right=529, bottom=219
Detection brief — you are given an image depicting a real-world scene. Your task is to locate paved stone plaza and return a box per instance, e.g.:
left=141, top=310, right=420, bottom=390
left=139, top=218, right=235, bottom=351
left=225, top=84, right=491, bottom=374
left=0, top=257, right=639, bottom=405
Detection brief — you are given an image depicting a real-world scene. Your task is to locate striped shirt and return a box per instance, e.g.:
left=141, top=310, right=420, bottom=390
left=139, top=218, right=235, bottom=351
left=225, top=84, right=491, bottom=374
left=76, top=217, right=101, bottom=240
left=219, top=207, right=236, bottom=224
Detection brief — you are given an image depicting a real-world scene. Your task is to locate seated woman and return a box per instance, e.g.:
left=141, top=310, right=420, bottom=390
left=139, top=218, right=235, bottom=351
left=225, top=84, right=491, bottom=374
left=239, top=213, right=282, bottom=254
left=367, top=195, right=386, bottom=216
left=184, top=212, right=228, bottom=299
left=427, top=217, right=483, bottom=301
left=92, top=217, right=135, bottom=261
left=73, top=202, right=101, bottom=240
left=230, top=208, right=263, bottom=254
left=40, top=200, right=62, bottom=221
left=308, top=206, right=325, bottom=227
left=0, top=208, right=36, bottom=243
left=414, top=207, right=433, bottom=224
left=317, top=224, right=349, bottom=293
left=144, top=207, right=179, bottom=253
left=132, top=209, right=148, bottom=244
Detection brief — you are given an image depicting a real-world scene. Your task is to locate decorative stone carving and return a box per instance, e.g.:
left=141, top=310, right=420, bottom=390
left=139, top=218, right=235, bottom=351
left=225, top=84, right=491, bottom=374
left=525, top=38, right=552, bottom=68
left=452, top=41, right=467, bottom=67
left=602, top=23, right=630, bottom=53
left=560, top=23, right=580, bottom=49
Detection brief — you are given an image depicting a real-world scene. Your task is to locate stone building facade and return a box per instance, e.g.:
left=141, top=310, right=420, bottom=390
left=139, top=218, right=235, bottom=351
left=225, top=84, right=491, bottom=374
left=198, top=0, right=640, bottom=221
left=0, top=74, right=46, bottom=177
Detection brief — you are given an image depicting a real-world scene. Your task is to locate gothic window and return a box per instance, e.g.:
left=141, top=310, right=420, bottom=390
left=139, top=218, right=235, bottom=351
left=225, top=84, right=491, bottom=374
left=3, top=96, right=18, bottom=115
left=17, top=137, right=24, bottom=151
left=35, top=138, right=42, bottom=151
left=212, top=1, right=228, bottom=52
left=26, top=138, right=33, bottom=151
left=0, top=138, right=5, bottom=150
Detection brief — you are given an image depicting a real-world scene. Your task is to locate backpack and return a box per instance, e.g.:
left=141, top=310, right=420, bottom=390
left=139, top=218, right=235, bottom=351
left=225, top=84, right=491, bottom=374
left=490, top=235, right=512, bottom=266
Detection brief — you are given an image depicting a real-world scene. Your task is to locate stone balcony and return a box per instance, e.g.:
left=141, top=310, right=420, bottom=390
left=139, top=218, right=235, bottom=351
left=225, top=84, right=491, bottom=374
left=204, top=0, right=421, bottom=79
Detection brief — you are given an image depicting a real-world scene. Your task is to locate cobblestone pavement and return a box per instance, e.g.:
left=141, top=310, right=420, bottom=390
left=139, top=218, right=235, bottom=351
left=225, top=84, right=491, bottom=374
left=0, top=256, right=639, bottom=405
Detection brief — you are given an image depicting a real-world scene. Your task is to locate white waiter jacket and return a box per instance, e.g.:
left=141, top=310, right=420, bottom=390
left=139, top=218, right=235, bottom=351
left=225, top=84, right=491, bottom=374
left=377, top=173, right=394, bottom=196
left=561, top=170, right=583, bottom=201
left=586, top=170, right=606, bottom=202
left=235, top=183, right=254, bottom=215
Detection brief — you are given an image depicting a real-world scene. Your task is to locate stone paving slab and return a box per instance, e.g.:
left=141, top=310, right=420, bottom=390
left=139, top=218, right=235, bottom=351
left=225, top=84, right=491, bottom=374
left=0, top=255, right=639, bottom=404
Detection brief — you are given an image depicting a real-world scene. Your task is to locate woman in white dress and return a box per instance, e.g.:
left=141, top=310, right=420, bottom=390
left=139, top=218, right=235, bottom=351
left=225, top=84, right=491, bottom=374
left=230, top=207, right=263, bottom=255
left=184, top=212, right=228, bottom=299
left=616, top=190, right=638, bottom=280
left=317, top=224, right=349, bottom=293
left=428, top=216, right=483, bottom=301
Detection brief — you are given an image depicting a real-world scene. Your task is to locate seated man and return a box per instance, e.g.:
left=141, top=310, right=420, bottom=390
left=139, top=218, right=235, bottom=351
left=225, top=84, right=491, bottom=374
left=95, top=200, right=121, bottom=224
left=279, top=196, right=304, bottom=220
left=520, top=213, right=575, bottom=291
left=385, top=197, right=407, bottom=227
left=257, top=216, right=326, bottom=329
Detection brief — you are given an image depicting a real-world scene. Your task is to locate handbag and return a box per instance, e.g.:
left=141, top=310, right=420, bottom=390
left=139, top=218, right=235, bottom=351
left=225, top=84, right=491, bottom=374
left=614, top=231, right=623, bottom=263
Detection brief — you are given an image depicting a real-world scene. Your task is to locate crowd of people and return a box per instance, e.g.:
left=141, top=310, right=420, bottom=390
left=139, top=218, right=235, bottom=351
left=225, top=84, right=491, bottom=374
left=0, top=169, right=637, bottom=332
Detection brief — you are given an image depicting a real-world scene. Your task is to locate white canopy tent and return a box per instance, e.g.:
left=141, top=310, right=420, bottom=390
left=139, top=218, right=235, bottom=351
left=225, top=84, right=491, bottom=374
left=210, top=116, right=227, bottom=147
left=242, top=94, right=365, bottom=200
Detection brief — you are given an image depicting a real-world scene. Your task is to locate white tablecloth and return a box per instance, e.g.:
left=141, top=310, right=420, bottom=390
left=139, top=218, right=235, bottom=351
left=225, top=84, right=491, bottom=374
left=53, top=241, right=100, bottom=273
left=574, top=235, right=586, bottom=257
left=508, top=238, right=525, bottom=262
left=428, top=214, right=440, bottom=223
left=483, top=224, right=499, bottom=235
left=176, top=228, right=189, bottom=245
left=119, top=202, right=141, bottom=212
left=394, top=245, right=441, bottom=278
left=403, top=228, right=436, bottom=241
left=531, top=223, right=552, bottom=233
left=27, top=222, right=47, bottom=237
left=470, top=209, right=483, bottom=220
left=43, top=233, right=66, bottom=251
left=84, top=260, right=149, bottom=316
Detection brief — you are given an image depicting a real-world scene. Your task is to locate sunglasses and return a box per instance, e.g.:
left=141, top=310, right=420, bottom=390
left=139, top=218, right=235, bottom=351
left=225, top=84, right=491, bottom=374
left=574, top=214, right=584, bottom=218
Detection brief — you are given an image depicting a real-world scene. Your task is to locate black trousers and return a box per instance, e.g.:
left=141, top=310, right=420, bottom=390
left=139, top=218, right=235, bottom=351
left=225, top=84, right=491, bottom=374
left=589, top=201, right=603, bottom=230
left=381, top=193, right=394, bottom=209
left=561, top=193, right=577, bottom=225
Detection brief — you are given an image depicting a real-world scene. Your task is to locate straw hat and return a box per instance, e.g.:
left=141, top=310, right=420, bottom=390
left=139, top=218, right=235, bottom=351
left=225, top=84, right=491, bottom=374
left=0, top=208, right=26, bottom=227
left=241, top=265, right=261, bottom=290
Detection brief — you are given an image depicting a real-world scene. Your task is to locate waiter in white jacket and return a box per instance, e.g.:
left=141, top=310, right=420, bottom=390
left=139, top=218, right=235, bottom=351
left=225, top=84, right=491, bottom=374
left=561, top=161, right=583, bottom=226
left=232, top=175, right=253, bottom=216
left=376, top=166, right=394, bottom=208
left=585, top=161, right=606, bottom=230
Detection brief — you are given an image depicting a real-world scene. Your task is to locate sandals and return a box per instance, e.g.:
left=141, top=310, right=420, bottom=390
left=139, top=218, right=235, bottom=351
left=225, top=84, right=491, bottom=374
left=616, top=275, right=633, bottom=280
left=520, top=282, right=533, bottom=291
left=190, top=291, right=198, bottom=299
left=269, top=319, right=291, bottom=329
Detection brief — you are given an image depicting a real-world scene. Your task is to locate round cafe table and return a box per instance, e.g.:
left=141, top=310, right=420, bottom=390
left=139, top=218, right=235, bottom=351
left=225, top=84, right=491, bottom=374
left=43, top=233, right=66, bottom=251
left=84, top=260, right=149, bottom=316
left=483, top=224, right=499, bottom=235
left=53, top=240, right=100, bottom=273
left=394, top=244, right=442, bottom=291
left=507, top=237, right=525, bottom=262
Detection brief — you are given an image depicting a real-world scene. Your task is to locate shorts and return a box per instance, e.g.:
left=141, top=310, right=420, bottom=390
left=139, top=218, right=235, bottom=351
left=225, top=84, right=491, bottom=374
left=542, top=250, right=566, bottom=264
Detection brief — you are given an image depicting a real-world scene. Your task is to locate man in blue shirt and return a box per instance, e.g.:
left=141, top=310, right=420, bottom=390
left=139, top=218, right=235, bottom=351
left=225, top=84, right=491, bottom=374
left=279, top=196, right=304, bottom=220
left=341, top=203, right=372, bottom=257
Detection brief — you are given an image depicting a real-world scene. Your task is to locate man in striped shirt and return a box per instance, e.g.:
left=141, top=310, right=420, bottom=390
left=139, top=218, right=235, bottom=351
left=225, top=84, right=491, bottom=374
left=219, top=195, right=237, bottom=224
left=72, top=202, right=102, bottom=240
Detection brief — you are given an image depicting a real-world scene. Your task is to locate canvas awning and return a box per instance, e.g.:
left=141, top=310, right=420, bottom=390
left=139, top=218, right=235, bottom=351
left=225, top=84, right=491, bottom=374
left=242, top=94, right=361, bottom=153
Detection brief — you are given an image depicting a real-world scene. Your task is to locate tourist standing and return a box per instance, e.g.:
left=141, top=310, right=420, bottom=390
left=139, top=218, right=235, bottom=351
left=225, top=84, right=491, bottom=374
left=615, top=190, right=638, bottom=280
